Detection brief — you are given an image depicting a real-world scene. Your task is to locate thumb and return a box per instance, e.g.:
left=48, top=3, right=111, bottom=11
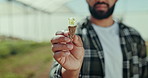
left=73, top=35, right=83, bottom=47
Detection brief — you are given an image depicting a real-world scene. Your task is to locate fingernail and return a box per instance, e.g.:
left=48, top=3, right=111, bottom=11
left=67, top=44, right=73, bottom=49
left=56, top=31, right=62, bottom=34
left=64, top=31, right=69, bottom=36
left=65, top=52, right=70, bottom=55
left=65, top=37, right=70, bottom=42
left=60, top=42, right=66, bottom=44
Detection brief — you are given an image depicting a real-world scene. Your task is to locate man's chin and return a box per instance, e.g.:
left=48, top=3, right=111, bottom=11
left=96, top=12, right=107, bottom=17
left=92, top=13, right=110, bottom=20
left=89, top=4, right=115, bottom=20
left=95, top=9, right=107, bottom=14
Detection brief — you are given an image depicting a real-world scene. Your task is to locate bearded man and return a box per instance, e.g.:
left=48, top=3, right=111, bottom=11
left=50, top=0, right=148, bottom=78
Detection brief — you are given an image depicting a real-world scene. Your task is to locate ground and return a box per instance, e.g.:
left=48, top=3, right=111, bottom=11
left=0, top=46, right=53, bottom=78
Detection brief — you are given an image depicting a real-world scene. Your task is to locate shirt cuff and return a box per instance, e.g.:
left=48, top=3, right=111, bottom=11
left=53, top=64, right=62, bottom=78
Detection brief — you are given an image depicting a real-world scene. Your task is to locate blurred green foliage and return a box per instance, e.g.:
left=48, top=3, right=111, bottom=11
left=0, top=40, right=49, bottom=58
left=0, top=40, right=52, bottom=78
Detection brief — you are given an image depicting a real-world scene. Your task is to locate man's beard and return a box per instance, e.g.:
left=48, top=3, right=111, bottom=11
left=88, top=2, right=116, bottom=20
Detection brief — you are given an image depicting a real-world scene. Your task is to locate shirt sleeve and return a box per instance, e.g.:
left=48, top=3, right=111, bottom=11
left=49, top=60, right=62, bottom=78
left=138, top=38, right=148, bottom=78
left=49, top=60, right=82, bottom=78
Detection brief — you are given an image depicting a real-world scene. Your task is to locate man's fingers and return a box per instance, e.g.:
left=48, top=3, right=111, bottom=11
left=56, top=31, right=64, bottom=35
left=51, top=35, right=71, bottom=44
left=56, top=30, right=69, bottom=37
left=73, top=35, right=83, bottom=47
left=52, top=44, right=73, bottom=52
left=53, top=51, right=70, bottom=60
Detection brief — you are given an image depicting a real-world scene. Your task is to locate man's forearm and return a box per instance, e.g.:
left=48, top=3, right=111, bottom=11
left=61, top=67, right=80, bottom=78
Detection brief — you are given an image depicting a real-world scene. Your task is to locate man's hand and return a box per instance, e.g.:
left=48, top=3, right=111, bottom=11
left=51, top=31, right=84, bottom=71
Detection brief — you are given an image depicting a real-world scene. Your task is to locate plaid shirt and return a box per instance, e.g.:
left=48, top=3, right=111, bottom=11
left=50, top=18, right=148, bottom=78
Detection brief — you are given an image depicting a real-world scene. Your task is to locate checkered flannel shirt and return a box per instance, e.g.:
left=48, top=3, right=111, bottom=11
left=49, top=18, right=148, bottom=78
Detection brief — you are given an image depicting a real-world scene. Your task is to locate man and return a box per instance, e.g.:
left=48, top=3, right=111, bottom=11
left=50, top=0, right=148, bottom=78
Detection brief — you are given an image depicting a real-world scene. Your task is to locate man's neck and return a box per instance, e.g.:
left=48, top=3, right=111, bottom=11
left=90, top=16, right=114, bottom=27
